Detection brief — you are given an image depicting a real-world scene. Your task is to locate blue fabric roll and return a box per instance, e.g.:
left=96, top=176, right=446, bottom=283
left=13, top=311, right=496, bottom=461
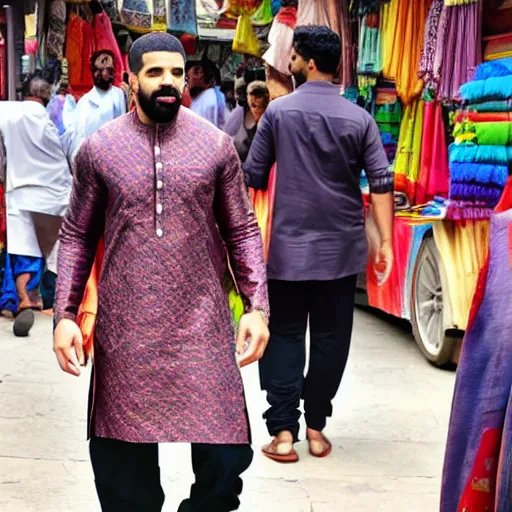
left=449, top=144, right=512, bottom=165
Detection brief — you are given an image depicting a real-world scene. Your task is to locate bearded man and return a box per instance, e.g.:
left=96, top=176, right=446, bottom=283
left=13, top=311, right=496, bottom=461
left=62, top=49, right=126, bottom=160
left=53, top=32, right=269, bottom=512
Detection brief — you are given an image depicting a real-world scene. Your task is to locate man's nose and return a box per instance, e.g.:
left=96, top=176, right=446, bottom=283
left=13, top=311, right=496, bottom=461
left=161, top=71, right=177, bottom=86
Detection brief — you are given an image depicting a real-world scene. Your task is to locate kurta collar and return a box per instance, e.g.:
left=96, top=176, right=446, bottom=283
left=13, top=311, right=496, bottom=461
left=296, top=81, right=342, bottom=95
left=129, top=109, right=181, bottom=139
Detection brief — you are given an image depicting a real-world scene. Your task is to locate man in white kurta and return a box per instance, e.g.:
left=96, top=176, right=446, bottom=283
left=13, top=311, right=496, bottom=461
left=61, top=50, right=126, bottom=160
left=0, top=74, right=71, bottom=336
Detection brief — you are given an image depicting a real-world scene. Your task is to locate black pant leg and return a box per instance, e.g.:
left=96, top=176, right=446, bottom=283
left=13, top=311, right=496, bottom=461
left=179, top=444, right=254, bottom=512
left=258, top=280, right=310, bottom=442
left=89, top=436, right=164, bottom=512
left=303, top=275, right=357, bottom=432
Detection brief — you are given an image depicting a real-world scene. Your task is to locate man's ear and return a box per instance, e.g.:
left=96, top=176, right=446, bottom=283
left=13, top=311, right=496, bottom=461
left=129, top=73, right=139, bottom=93
left=308, top=59, right=315, bottom=71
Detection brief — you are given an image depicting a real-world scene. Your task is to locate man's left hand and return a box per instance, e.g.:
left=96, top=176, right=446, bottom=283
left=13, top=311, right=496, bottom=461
left=236, top=311, right=270, bottom=368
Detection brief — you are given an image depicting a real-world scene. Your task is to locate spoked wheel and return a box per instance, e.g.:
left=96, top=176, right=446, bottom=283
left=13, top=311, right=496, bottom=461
left=411, top=236, right=455, bottom=366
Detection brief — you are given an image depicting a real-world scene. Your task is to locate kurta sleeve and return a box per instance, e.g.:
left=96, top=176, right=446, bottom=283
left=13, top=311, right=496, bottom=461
left=362, top=117, right=394, bottom=194
left=215, top=137, right=270, bottom=320
left=243, top=109, right=275, bottom=190
left=54, top=139, right=107, bottom=325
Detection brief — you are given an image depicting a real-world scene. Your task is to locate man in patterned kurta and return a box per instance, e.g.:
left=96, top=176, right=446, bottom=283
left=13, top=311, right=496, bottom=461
left=53, top=33, right=270, bottom=512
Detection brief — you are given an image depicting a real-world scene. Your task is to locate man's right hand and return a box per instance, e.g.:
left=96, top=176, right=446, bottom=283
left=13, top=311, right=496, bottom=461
left=53, top=319, right=85, bottom=377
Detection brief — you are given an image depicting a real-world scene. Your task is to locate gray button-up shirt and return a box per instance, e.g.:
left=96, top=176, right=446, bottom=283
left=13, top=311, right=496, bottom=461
left=244, top=81, right=393, bottom=281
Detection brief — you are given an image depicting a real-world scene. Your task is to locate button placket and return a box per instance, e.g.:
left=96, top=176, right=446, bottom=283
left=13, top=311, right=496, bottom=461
left=154, top=141, right=164, bottom=238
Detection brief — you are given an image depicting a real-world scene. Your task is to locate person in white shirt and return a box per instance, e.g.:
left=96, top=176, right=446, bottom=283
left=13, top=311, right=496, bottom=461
left=62, top=50, right=126, bottom=160
left=186, top=60, right=226, bottom=129
left=0, top=72, right=72, bottom=336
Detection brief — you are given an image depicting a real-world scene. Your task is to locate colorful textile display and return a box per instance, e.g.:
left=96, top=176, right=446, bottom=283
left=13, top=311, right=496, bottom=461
left=262, top=5, right=297, bottom=75
left=374, top=84, right=401, bottom=163
left=433, top=219, right=490, bottom=331
left=417, top=101, right=450, bottom=205
left=357, top=14, right=382, bottom=76
left=419, top=0, right=443, bottom=92
left=448, top=57, right=512, bottom=219
left=252, top=0, right=274, bottom=26
left=46, top=0, right=67, bottom=58
left=394, top=99, right=424, bottom=204
left=484, top=33, right=512, bottom=62
left=169, top=0, right=197, bottom=34
left=441, top=183, right=512, bottom=511
left=120, top=0, right=153, bottom=33
left=433, top=1, right=482, bottom=101
left=381, top=0, right=431, bottom=105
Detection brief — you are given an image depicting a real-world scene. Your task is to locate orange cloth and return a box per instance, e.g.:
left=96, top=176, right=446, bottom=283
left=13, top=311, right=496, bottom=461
left=382, top=0, right=432, bottom=105
left=77, top=237, right=104, bottom=364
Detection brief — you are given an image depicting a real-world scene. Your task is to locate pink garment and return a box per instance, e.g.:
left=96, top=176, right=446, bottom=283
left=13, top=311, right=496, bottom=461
left=417, top=101, right=449, bottom=204
left=93, top=12, right=124, bottom=87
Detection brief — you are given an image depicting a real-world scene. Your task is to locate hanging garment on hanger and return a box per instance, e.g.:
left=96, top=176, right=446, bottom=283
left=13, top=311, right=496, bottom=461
left=46, top=0, right=67, bottom=59
left=120, top=0, right=152, bottom=33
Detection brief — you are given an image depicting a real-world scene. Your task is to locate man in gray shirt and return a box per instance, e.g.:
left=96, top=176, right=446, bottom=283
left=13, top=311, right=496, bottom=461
left=244, top=26, right=394, bottom=463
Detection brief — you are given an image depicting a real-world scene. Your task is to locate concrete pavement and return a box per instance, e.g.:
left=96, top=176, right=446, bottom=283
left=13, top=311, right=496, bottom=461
left=0, top=308, right=455, bottom=511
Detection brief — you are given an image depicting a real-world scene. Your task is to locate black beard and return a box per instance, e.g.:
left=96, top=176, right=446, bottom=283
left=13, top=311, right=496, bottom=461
left=292, top=72, right=307, bottom=88
left=138, top=85, right=182, bottom=124
left=94, top=78, right=113, bottom=91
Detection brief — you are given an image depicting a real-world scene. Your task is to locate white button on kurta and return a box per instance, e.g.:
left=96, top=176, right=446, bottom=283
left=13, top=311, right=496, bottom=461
left=156, top=228, right=163, bottom=238
left=156, top=204, right=163, bottom=215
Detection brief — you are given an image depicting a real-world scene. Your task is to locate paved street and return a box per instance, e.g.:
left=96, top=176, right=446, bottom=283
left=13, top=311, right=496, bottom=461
left=0, top=308, right=455, bottom=511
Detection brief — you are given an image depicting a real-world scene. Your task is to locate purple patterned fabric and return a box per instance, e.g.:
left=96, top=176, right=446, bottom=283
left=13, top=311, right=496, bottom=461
left=441, top=209, right=512, bottom=511
left=419, top=0, right=444, bottom=91
left=55, top=108, right=269, bottom=444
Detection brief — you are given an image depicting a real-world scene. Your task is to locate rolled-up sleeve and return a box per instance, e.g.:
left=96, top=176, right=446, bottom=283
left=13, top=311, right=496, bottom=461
left=215, top=136, right=269, bottom=320
left=362, top=117, right=394, bottom=194
left=243, top=109, right=275, bottom=191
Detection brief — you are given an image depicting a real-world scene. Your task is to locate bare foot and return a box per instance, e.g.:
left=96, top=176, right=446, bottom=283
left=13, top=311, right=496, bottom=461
left=306, top=428, right=332, bottom=457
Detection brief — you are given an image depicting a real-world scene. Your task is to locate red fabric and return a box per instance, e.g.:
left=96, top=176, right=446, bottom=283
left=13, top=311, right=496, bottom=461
left=0, top=29, right=5, bottom=100
left=458, top=429, right=501, bottom=512
left=93, top=12, right=124, bottom=87
left=417, top=101, right=449, bottom=204
left=455, top=112, right=512, bottom=123
left=276, top=6, right=298, bottom=28
left=366, top=216, right=412, bottom=318
left=0, top=185, right=6, bottom=248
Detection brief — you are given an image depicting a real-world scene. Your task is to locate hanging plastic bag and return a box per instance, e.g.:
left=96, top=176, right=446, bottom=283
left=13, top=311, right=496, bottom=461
left=252, top=0, right=274, bottom=26
left=233, top=13, right=260, bottom=56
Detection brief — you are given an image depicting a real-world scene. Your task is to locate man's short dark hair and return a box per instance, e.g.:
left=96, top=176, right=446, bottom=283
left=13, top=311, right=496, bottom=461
left=90, top=49, right=116, bottom=72
left=129, top=32, right=186, bottom=75
left=293, top=26, right=342, bottom=76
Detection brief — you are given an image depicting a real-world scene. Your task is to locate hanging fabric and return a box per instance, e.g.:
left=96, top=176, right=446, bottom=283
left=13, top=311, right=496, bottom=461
left=120, top=0, right=153, bottom=33
left=100, top=0, right=122, bottom=25
left=419, top=0, right=443, bottom=93
left=357, top=14, right=382, bottom=76
left=417, top=101, right=449, bottom=205
left=46, top=0, right=67, bottom=59
left=263, top=4, right=298, bottom=75
left=394, top=99, right=425, bottom=204
left=0, top=30, right=5, bottom=100
left=381, top=0, right=432, bottom=105
left=168, top=0, right=198, bottom=35
left=296, top=0, right=330, bottom=26
left=93, top=11, right=125, bottom=86
left=434, top=1, right=482, bottom=101
left=65, top=13, right=86, bottom=93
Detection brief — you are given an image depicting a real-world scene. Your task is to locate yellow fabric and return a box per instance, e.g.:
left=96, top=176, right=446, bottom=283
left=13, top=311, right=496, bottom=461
left=24, top=14, right=36, bottom=39
left=381, top=0, right=431, bottom=105
left=444, top=0, right=479, bottom=5
left=433, top=220, right=490, bottom=330
left=486, top=51, right=512, bottom=61
left=394, top=99, right=424, bottom=200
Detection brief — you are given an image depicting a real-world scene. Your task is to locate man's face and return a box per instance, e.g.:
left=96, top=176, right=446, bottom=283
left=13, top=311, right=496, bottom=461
left=248, top=94, right=267, bottom=123
left=187, top=64, right=206, bottom=90
left=132, top=51, right=185, bottom=124
left=289, top=48, right=308, bottom=87
left=93, top=53, right=115, bottom=91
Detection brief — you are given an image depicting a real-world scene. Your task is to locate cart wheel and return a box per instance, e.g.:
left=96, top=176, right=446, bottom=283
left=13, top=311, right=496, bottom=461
left=411, top=236, right=455, bottom=366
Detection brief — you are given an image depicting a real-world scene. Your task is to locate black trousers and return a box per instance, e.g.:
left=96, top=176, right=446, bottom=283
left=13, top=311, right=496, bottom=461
left=259, top=276, right=357, bottom=442
left=89, top=436, right=253, bottom=512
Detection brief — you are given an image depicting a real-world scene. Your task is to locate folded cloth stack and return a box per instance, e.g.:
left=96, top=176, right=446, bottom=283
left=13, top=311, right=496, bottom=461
left=374, top=85, right=401, bottom=163
left=448, top=58, right=512, bottom=220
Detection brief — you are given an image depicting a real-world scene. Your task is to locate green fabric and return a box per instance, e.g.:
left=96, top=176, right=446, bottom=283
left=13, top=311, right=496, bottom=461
left=475, top=122, right=512, bottom=145
left=471, top=101, right=512, bottom=113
